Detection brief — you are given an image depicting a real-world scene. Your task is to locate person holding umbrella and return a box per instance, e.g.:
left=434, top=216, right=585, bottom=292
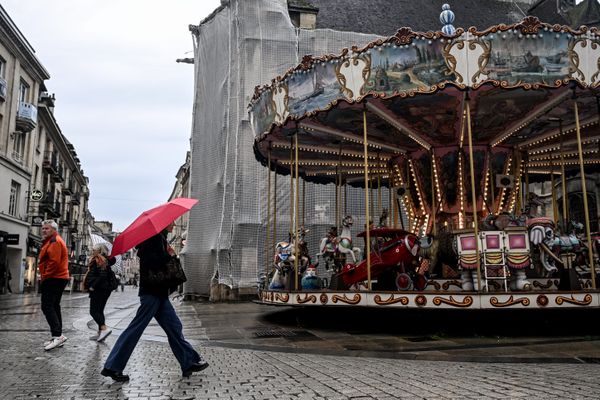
left=101, top=198, right=208, bottom=382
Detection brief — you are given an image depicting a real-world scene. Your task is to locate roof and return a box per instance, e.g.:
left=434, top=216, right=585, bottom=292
left=527, top=0, right=570, bottom=25
left=288, top=0, right=319, bottom=12
left=567, top=0, right=600, bottom=26
left=308, top=0, right=533, bottom=36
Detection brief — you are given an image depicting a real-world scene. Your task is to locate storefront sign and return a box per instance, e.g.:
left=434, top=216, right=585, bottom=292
left=30, top=189, right=44, bottom=201
left=6, top=234, right=19, bottom=245
left=31, top=216, right=44, bottom=226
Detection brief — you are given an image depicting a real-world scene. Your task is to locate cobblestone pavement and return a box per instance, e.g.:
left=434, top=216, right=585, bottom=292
left=1, top=288, right=600, bottom=399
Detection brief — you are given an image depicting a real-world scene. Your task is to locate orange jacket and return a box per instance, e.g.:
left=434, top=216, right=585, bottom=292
left=39, top=232, right=70, bottom=281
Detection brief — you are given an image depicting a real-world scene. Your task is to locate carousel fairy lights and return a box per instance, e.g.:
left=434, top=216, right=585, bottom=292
left=250, top=6, right=600, bottom=310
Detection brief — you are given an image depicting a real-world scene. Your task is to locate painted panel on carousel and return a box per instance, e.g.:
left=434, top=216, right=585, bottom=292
left=288, top=61, right=343, bottom=117
left=480, top=30, right=572, bottom=86
left=251, top=90, right=275, bottom=140
left=363, top=40, right=454, bottom=95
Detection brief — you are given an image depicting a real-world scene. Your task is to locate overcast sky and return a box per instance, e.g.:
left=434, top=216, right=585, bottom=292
left=2, top=0, right=221, bottom=231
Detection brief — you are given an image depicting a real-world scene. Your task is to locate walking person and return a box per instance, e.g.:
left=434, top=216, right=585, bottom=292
left=86, top=243, right=118, bottom=342
left=38, top=220, right=70, bottom=351
left=101, top=222, right=208, bottom=382
left=6, top=268, right=12, bottom=293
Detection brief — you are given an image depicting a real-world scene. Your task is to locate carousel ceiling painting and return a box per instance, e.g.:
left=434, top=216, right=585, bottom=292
left=250, top=17, right=600, bottom=228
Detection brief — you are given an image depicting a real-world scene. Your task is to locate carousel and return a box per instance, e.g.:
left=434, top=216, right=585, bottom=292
left=249, top=9, right=600, bottom=310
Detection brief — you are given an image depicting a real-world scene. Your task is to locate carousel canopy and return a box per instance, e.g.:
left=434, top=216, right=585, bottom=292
left=249, top=17, right=600, bottom=217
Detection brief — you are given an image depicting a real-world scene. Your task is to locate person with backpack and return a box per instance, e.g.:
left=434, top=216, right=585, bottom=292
left=85, top=243, right=118, bottom=342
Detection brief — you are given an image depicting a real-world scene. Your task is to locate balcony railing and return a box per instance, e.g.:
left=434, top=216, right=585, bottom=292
left=43, top=151, right=58, bottom=174
left=53, top=200, right=62, bottom=217
left=62, top=179, right=73, bottom=195
left=52, top=164, right=64, bottom=183
left=40, top=192, right=56, bottom=214
left=70, top=192, right=80, bottom=205
left=16, top=101, right=37, bottom=132
left=0, top=77, right=7, bottom=102
left=11, top=150, right=24, bottom=164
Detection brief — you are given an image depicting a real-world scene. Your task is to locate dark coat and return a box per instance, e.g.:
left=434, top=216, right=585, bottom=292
left=87, top=257, right=117, bottom=293
left=137, top=231, right=175, bottom=297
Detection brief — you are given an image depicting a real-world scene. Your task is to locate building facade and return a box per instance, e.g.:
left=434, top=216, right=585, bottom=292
left=0, top=4, right=102, bottom=293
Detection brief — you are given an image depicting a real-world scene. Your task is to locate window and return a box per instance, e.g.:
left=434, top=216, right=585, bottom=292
left=9, top=180, right=20, bottom=216
left=13, top=131, right=25, bottom=163
left=19, top=80, right=29, bottom=102
left=0, top=56, right=5, bottom=78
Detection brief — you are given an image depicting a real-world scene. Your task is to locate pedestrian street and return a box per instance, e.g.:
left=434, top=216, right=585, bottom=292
left=1, top=288, right=600, bottom=399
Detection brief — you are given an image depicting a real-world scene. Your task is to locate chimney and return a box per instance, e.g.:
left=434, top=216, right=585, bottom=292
left=287, top=0, right=319, bottom=29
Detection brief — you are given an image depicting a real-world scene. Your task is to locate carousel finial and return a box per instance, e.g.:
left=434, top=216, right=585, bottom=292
left=440, top=4, right=456, bottom=36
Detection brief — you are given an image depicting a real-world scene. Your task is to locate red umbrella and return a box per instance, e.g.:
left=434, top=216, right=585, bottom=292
left=110, top=197, right=198, bottom=257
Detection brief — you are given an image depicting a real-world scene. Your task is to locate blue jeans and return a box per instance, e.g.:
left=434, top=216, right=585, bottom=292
left=104, top=295, right=201, bottom=373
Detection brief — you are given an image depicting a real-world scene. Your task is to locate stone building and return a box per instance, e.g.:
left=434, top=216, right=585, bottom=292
left=0, top=4, right=100, bottom=293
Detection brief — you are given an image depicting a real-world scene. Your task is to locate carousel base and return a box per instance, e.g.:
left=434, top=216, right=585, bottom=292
left=258, top=279, right=600, bottom=310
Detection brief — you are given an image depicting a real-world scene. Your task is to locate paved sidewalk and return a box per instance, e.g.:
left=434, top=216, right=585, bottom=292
left=1, top=288, right=600, bottom=399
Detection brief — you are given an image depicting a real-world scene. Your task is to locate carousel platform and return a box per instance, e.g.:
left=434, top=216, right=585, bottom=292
left=258, top=278, right=600, bottom=310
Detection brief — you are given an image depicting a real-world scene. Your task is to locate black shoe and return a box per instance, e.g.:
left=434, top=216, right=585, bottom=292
left=101, top=368, right=130, bottom=382
left=182, top=361, right=209, bottom=377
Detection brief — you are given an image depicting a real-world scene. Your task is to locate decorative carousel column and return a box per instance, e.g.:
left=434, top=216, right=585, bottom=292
left=465, top=93, right=482, bottom=291
left=573, top=95, right=596, bottom=289
left=363, top=107, right=372, bottom=290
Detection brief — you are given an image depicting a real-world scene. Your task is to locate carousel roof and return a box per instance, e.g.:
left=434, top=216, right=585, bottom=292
left=307, top=0, right=533, bottom=35
left=249, top=17, right=600, bottom=192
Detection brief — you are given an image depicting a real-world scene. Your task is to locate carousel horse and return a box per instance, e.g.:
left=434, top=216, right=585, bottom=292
left=315, top=215, right=362, bottom=268
left=529, top=219, right=590, bottom=275
left=269, top=237, right=294, bottom=289
left=269, top=227, right=314, bottom=289
left=296, top=226, right=312, bottom=273
left=337, top=215, right=362, bottom=263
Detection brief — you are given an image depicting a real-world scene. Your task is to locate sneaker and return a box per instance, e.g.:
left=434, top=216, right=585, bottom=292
left=44, top=335, right=67, bottom=351
left=101, top=368, right=130, bottom=382
left=89, top=332, right=100, bottom=340
left=97, top=328, right=112, bottom=342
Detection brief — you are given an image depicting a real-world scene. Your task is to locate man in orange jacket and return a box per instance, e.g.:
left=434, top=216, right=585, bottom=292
left=39, top=220, right=70, bottom=351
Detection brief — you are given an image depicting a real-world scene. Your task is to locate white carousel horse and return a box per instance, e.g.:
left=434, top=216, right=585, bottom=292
left=337, top=215, right=362, bottom=264
left=315, top=215, right=362, bottom=268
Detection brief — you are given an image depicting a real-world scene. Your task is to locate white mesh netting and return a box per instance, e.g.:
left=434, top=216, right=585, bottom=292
left=184, top=0, right=404, bottom=297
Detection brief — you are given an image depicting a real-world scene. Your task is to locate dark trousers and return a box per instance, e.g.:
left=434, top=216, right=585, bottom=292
left=104, top=295, right=201, bottom=373
left=89, top=289, right=112, bottom=327
left=40, top=278, right=69, bottom=337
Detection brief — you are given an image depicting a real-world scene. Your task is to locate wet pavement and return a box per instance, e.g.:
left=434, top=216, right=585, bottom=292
left=1, top=286, right=600, bottom=399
